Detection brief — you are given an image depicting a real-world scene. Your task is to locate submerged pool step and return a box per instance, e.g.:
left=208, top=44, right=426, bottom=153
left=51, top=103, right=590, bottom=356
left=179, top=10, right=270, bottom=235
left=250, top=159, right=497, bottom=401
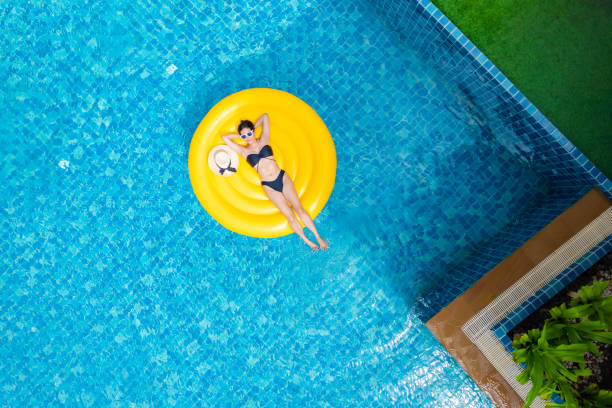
left=425, top=188, right=612, bottom=408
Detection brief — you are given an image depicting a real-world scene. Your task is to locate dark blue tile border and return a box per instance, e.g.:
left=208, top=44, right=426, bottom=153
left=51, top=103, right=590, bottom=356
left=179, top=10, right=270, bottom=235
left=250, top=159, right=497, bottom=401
left=413, top=0, right=611, bottom=199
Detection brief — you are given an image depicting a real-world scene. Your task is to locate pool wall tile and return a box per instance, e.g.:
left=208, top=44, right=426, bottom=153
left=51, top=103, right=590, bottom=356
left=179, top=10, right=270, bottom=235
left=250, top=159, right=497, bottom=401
left=368, top=0, right=612, bottom=320
left=2, top=0, right=609, bottom=405
left=371, top=0, right=611, bottom=195
left=3, top=0, right=517, bottom=406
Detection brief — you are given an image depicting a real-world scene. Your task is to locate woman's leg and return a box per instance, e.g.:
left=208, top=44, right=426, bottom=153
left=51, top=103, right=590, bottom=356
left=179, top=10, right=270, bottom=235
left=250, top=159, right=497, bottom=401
left=262, top=184, right=319, bottom=250
left=281, top=173, right=329, bottom=250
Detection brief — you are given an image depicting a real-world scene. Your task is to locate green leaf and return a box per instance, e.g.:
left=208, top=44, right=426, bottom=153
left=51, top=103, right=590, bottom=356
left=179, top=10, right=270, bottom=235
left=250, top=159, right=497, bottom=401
left=573, top=368, right=592, bottom=378
left=571, top=280, right=610, bottom=306
left=591, top=280, right=610, bottom=297
left=513, top=332, right=525, bottom=347
left=594, top=330, right=612, bottom=343
left=558, top=381, right=579, bottom=407
left=595, top=389, right=612, bottom=405
left=530, top=358, right=545, bottom=401
left=548, top=344, right=590, bottom=364
left=578, top=285, right=594, bottom=303
left=549, top=359, right=578, bottom=383
left=540, top=381, right=558, bottom=400
left=580, top=385, right=612, bottom=408
left=566, top=327, right=582, bottom=344
left=561, top=304, right=593, bottom=319
left=539, top=323, right=550, bottom=347
left=524, top=381, right=540, bottom=408
left=529, top=329, right=541, bottom=342
left=517, top=369, right=530, bottom=385
left=549, top=304, right=566, bottom=319
left=574, top=319, right=607, bottom=331
left=545, top=323, right=566, bottom=340
left=513, top=348, right=528, bottom=363
left=515, top=332, right=533, bottom=348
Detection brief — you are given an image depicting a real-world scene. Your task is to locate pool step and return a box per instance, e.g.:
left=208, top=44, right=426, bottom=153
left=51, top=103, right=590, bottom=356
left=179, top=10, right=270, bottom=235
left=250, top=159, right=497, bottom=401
left=425, top=187, right=612, bottom=408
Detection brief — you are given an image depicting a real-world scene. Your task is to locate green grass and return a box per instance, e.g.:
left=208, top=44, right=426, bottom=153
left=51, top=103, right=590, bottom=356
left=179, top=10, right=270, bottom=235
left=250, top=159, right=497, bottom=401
left=431, top=0, right=612, bottom=178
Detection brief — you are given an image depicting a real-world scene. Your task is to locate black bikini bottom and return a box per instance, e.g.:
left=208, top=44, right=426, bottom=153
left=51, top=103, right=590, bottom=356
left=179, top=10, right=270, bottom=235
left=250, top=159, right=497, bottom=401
left=261, top=169, right=285, bottom=193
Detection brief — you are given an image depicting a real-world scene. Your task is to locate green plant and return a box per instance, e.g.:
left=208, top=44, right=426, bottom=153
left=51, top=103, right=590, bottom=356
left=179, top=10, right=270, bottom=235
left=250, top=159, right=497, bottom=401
left=511, top=279, right=612, bottom=408
left=512, top=325, right=594, bottom=407
left=545, top=385, right=612, bottom=408
left=568, top=279, right=612, bottom=328
left=545, top=316, right=612, bottom=347
left=578, top=385, right=612, bottom=408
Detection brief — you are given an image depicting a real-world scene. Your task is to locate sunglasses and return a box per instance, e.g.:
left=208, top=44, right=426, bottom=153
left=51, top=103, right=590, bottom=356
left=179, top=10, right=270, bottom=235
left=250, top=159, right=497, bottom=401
left=240, top=131, right=253, bottom=139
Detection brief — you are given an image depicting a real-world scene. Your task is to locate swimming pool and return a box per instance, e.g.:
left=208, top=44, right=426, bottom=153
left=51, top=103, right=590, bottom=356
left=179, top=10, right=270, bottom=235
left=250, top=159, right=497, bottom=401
left=2, top=0, right=609, bottom=406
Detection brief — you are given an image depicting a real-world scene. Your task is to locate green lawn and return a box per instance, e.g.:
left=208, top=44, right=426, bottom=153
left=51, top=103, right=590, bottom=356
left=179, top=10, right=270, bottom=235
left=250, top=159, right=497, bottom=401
left=431, top=0, right=612, bottom=178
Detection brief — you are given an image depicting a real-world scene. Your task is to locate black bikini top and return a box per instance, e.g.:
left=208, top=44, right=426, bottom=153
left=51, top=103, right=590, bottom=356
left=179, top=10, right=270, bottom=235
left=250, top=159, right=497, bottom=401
left=246, top=144, right=274, bottom=168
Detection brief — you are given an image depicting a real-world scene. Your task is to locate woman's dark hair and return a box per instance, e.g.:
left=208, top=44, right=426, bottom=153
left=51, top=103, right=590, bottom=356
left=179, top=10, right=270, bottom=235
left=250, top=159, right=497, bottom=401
left=238, top=120, right=254, bottom=133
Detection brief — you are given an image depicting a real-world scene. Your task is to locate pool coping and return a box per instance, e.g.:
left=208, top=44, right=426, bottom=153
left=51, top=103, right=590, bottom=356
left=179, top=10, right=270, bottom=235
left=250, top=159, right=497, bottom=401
left=413, top=0, right=612, bottom=199
left=425, top=188, right=612, bottom=407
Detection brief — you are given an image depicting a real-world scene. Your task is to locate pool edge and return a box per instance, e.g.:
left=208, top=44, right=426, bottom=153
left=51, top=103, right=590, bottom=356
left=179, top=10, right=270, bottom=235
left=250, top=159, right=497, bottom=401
left=425, top=188, right=612, bottom=407
left=412, top=0, right=612, bottom=199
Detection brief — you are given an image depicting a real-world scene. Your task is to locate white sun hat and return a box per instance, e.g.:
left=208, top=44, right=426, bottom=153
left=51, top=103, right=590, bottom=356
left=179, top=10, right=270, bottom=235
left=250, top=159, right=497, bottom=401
left=208, top=145, right=239, bottom=177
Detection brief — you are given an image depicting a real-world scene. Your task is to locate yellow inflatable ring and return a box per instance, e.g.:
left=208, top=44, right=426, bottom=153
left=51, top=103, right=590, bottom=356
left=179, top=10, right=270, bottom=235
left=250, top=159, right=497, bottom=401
left=188, top=88, right=337, bottom=238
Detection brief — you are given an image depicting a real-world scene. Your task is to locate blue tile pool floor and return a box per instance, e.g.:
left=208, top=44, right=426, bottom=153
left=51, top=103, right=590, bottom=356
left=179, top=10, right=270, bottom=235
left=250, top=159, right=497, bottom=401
left=0, top=0, right=562, bottom=406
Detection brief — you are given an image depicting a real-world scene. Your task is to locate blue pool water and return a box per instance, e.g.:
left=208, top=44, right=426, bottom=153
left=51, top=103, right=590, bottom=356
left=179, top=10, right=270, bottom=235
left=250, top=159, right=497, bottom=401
left=0, top=0, right=574, bottom=406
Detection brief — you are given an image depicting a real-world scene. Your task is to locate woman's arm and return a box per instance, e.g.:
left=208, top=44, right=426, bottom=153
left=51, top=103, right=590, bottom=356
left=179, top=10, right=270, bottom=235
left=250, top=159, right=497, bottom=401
left=254, top=113, right=270, bottom=145
left=221, top=134, right=246, bottom=156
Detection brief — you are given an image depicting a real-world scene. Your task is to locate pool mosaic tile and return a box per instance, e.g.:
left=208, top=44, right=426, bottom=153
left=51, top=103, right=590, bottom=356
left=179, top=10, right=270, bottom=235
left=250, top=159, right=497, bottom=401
left=0, top=0, right=534, bottom=406
left=2, top=0, right=610, bottom=406
left=368, top=0, right=612, bottom=320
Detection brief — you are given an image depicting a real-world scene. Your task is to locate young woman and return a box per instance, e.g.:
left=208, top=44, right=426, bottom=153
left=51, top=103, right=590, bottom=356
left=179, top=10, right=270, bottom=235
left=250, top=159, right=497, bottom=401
left=221, top=114, right=329, bottom=250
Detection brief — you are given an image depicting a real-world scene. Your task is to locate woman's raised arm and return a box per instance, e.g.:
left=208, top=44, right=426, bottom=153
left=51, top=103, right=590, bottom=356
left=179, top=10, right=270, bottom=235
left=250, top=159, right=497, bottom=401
left=221, top=134, right=246, bottom=156
left=255, top=113, right=270, bottom=145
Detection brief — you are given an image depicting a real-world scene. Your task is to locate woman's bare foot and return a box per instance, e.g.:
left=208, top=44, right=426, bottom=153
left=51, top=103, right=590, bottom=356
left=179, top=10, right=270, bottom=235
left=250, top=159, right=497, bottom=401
left=316, top=237, right=329, bottom=250
left=304, top=237, right=319, bottom=250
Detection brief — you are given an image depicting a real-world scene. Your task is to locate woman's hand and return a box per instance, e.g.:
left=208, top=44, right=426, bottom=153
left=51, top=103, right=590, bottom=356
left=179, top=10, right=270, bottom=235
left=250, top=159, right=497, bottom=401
left=221, top=134, right=246, bottom=156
